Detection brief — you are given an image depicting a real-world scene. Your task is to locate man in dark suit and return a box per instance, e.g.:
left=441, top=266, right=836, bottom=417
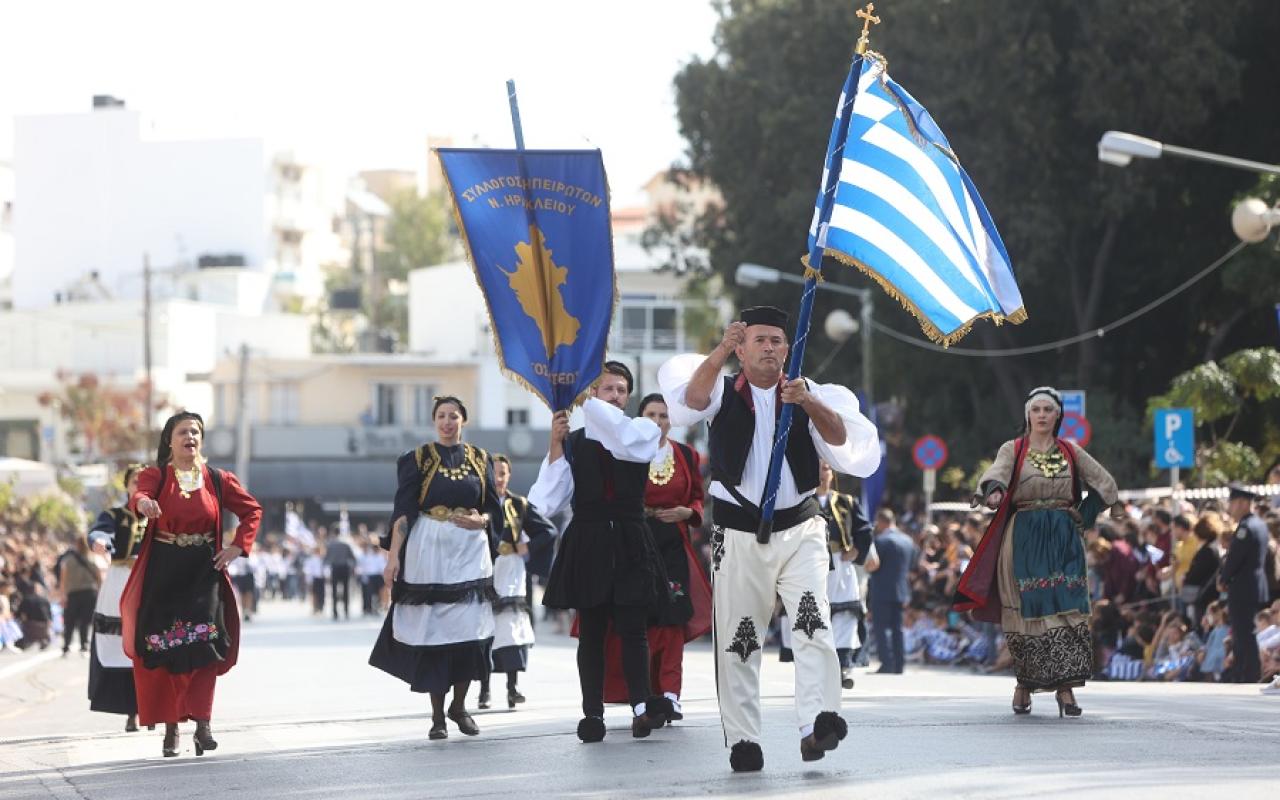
left=1218, top=483, right=1270, bottom=683
left=867, top=508, right=916, bottom=674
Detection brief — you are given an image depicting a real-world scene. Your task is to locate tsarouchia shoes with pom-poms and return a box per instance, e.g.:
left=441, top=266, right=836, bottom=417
left=631, top=695, right=672, bottom=738
left=730, top=740, right=764, bottom=772
left=577, top=716, right=606, bottom=743
left=800, top=711, right=849, bottom=762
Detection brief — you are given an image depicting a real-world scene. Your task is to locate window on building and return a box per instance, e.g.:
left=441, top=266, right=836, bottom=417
left=621, top=306, right=647, bottom=351
left=506, top=409, right=530, bottom=428
left=374, top=383, right=400, bottom=426
left=412, top=385, right=437, bottom=427
left=651, top=306, right=678, bottom=350
left=614, top=301, right=683, bottom=352
left=268, top=382, right=300, bottom=425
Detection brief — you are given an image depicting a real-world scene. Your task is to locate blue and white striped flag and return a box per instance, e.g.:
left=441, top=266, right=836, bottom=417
left=809, top=52, right=1026, bottom=345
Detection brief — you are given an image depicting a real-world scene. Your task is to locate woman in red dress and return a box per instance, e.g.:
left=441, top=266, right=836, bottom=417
left=600, top=394, right=712, bottom=720
left=120, top=412, right=261, bottom=757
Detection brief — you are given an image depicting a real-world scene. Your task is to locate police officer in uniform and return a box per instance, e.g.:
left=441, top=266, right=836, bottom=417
left=1217, top=483, right=1270, bottom=683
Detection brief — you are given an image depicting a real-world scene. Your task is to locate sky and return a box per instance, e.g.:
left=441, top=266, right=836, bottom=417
left=0, top=0, right=721, bottom=206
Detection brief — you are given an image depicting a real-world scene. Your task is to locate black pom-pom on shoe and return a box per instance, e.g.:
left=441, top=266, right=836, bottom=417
left=801, top=711, right=848, bottom=761
left=577, top=716, right=606, bottom=743
left=813, top=711, right=848, bottom=742
left=729, top=740, right=764, bottom=772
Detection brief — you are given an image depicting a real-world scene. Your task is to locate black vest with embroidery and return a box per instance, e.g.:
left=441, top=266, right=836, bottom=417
left=566, top=429, right=647, bottom=522
left=708, top=374, right=820, bottom=497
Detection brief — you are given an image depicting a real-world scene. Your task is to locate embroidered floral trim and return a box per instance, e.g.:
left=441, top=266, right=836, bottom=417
left=145, top=620, right=220, bottom=652
left=711, top=527, right=725, bottom=572
left=669, top=580, right=686, bottom=599
left=1017, top=573, right=1087, bottom=593
left=724, top=616, right=760, bottom=663
left=792, top=591, right=829, bottom=640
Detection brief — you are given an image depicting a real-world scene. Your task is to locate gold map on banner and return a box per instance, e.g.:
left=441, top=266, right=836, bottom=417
left=502, top=225, right=581, bottom=358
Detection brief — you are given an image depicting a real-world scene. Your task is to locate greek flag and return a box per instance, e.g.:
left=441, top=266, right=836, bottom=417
left=809, top=52, right=1026, bottom=345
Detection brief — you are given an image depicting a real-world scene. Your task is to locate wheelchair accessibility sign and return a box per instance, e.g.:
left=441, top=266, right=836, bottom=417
left=1153, top=408, right=1194, bottom=469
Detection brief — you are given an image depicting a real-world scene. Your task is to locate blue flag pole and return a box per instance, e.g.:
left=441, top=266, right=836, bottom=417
left=755, top=52, right=864, bottom=543
left=505, top=79, right=572, bottom=412
left=506, top=79, right=526, bottom=150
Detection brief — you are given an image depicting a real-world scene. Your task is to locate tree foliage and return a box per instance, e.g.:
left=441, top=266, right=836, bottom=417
left=672, top=0, right=1280, bottom=493
left=38, top=373, right=163, bottom=462
left=1147, top=347, right=1280, bottom=482
left=381, top=189, right=457, bottom=282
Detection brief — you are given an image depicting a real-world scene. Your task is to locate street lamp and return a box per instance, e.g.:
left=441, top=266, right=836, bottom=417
left=1097, top=131, right=1280, bottom=175
left=1097, top=131, right=1280, bottom=245
left=734, top=263, right=873, bottom=405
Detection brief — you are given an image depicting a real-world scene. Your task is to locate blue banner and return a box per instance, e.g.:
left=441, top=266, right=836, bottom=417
left=437, top=148, right=615, bottom=411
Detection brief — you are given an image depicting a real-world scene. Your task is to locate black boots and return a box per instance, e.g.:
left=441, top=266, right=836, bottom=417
left=193, top=720, right=217, bottom=756
left=162, top=724, right=179, bottom=758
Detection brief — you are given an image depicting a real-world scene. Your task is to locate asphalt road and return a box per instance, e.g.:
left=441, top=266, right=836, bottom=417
left=1, top=600, right=1275, bottom=799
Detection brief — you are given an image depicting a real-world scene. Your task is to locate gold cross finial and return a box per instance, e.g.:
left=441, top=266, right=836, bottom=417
left=855, top=3, right=880, bottom=55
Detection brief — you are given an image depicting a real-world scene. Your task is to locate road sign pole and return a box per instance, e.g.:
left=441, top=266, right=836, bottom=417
left=1171, top=466, right=1179, bottom=493
left=923, top=468, right=936, bottom=526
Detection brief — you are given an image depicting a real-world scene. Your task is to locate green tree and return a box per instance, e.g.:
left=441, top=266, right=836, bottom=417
left=1146, top=347, right=1280, bottom=483
left=380, top=189, right=457, bottom=282
left=673, top=0, right=1280, bottom=491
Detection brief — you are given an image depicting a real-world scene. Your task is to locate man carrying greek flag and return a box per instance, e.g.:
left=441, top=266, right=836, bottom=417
left=658, top=307, right=880, bottom=771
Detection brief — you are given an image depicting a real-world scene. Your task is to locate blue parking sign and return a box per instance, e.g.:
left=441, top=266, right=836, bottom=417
left=1060, top=390, right=1085, bottom=419
left=1153, top=409, right=1194, bottom=469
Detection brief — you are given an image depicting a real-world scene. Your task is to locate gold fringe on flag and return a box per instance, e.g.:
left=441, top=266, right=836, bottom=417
left=802, top=252, right=1028, bottom=349
left=437, top=154, right=619, bottom=411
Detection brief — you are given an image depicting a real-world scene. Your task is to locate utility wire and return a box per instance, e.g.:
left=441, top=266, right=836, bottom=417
left=870, top=241, right=1250, bottom=357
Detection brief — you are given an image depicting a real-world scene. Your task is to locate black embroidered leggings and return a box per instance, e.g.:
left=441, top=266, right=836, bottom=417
left=577, top=603, right=650, bottom=717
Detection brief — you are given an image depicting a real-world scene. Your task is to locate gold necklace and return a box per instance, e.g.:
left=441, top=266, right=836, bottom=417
left=1026, top=448, right=1067, bottom=478
left=438, top=447, right=474, bottom=481
left=174, top=461, right=203, bottom=498
left=649, top=450, right=675, bottom=486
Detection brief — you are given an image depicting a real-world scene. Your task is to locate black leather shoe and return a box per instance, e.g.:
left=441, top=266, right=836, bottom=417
left=125, top=714, right=139, bottom=733
left=447, top=709, right=480, bottom=736
left=429, top=719, right=448, bottom=740
left=730, top=740, right=764, bottom=772
left=477, top=690, right=491, bottom=710
left=507, top=688, right=525, bottom=709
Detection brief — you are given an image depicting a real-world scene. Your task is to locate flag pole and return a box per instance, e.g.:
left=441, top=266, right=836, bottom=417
left=755, top=5, right=878, bottom=543
left=506, top=79, right=567, bottom=412
left=506, top=79, right=526, bottom=149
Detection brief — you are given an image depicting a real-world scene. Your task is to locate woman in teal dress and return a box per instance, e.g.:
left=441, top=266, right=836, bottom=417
left=955, top=387, right=1123, bottom=718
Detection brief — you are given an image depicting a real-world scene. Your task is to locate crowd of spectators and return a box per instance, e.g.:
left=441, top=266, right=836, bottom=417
left=862, top=496, right=1280, bottom=689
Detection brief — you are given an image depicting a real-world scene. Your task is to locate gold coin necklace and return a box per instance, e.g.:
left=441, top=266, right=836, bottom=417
left=1026, top=448, right=1067, bottom=478
left=649, top=446, right=676, bottom=486
left=174, top=461, right=203, bottom=499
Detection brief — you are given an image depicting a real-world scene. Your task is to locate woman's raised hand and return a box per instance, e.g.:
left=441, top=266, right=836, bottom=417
left=137, top=497, right=162, bottom=519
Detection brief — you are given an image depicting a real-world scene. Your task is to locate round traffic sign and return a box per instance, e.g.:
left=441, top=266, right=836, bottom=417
left=912, top=435, right=948, bottom=471
left=1060, top=412, right=1092, bottom=447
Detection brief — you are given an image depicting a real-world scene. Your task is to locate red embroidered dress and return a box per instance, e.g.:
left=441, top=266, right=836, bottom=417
left=121, top=464, right=260, bottom=725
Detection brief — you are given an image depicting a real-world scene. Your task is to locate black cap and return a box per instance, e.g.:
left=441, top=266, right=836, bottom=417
left=739, top=305, right=789, bottom=330
left=1227, top=482, right=1260, bottom=501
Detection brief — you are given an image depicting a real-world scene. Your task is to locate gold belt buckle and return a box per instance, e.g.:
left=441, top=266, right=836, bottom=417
left=497, top=541, right=516, bottom=556
left=426, top=506, right=471, bottom=521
